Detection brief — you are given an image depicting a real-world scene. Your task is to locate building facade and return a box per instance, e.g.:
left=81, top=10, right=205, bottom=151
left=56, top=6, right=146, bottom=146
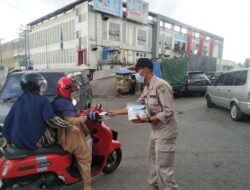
left=1, top=41, right=15, bottom=69
left=0, top=0, right=224, bottom=71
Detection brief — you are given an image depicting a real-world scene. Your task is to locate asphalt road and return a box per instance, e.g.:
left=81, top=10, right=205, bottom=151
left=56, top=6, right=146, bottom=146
left=67, top=77, right=250, bottom=190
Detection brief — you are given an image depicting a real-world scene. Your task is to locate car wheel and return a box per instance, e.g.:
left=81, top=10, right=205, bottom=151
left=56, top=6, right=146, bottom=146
left=206, top=95, right=216, bottom=108
left=230, top=103, right=244, bottom=121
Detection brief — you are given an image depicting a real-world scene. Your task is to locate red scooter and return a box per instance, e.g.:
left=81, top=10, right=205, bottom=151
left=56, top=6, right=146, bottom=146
left=0, top=105, right=122, bottom=190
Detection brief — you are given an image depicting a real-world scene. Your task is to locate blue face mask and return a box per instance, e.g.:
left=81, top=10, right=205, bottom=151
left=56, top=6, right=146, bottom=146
left=135, top=73, right=145, bottom=83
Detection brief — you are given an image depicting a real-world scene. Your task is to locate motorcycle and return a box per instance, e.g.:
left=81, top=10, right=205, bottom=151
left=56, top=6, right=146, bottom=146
left=0, top=104, right=122, bottom=189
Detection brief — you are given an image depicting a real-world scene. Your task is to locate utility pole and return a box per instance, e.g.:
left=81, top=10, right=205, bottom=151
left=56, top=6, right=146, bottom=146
left=19, top=25, right=31, bottom=68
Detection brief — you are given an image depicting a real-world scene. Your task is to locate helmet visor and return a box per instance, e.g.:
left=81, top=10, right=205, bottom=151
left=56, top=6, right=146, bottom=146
left=39, top=79, right=48, bottom=91
left=65, top=79, right=81, bottom=91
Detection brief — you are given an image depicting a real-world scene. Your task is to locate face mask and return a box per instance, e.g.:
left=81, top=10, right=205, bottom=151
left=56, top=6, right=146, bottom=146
left=135, top=73, right=145, bottom=83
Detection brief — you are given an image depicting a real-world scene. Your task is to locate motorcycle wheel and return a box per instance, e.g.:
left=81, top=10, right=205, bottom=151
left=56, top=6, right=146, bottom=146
left=103, top=148, right=122, bottom=174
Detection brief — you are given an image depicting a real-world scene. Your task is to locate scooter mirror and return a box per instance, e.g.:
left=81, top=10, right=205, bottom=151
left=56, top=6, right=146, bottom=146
left=96, top=102, right=102, bottom=109
left=99, top=112, right=110, bottom=120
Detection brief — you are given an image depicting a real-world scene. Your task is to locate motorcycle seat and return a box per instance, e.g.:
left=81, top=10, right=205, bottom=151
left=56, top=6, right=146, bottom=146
left=3, top=144, right=68, bottom=160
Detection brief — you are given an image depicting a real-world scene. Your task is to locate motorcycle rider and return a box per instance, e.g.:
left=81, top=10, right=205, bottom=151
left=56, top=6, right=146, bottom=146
left=2, top=73, right=96, bottom=190
left=51, top=76, right=97, bottom=190
left=2, top=73, right=73, bottom=151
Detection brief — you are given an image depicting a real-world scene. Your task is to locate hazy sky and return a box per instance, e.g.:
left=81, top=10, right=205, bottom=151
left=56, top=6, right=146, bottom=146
left=0, top=0, right=249, bottom=63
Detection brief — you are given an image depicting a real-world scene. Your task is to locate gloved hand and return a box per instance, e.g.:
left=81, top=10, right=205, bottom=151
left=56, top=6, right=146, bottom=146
left=87, top=111, right=101, bottom=122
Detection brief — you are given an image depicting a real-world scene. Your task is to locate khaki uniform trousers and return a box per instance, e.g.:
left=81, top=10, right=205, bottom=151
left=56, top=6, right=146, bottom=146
left=148, top=134, right=179, bottom=190
left=58, top=128, right=92, bottom=190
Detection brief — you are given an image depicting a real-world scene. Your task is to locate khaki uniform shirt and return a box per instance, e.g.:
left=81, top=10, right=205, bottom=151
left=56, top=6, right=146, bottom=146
left=137, top=76, right=178, bottom=139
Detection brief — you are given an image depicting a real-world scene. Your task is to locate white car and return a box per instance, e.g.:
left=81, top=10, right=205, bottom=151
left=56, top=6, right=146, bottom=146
left=206, top=68, right=250, bottom=121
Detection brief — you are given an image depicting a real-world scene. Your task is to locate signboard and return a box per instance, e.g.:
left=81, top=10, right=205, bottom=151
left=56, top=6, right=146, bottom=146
left=126, top=0, right=149, bottom=24
left=174, top=33, right=187, bottom=43
left=93, top=0, right=123, bottom=17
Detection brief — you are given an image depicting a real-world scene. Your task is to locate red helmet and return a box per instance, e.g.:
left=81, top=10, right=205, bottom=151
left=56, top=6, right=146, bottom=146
left=56, top=77, right=80, bottom=99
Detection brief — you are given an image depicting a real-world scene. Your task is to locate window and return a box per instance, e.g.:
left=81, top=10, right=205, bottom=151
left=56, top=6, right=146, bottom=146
left=76, top=30, right=81, bottom=38
left=76, top=7, right=81, bottom=16
left=190, top=73, right=207, bottom=80
left=79, top=13, right=86, bottom=23
left=102, top=21, right=107, bottom=40
left=148, top=28, right=152, bottom=48
left=137, top=29, right=147, bottom=46
left=0, top=73, right=64, bottom=99
left=164, top=23, right=172, bottom=29
left=224, top=72, right=236, bottom=86
left=216, top=74, right=226, bottom=86
left=122, top=23, right=126, bottom=43
left=174, top=42, right=181, bottom=52
left=78, top=49, right=87, bottom=65
left=234, top=71, right=247, bottom=86
left=0, top=74, right=23, bottom=99
left=42, top=73, right=64, bottom=95
left=109, top=22, right=120, bottom=42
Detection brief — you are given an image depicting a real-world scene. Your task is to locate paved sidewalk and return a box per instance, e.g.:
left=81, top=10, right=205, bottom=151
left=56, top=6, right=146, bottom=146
left=93, top=65, right=134, bottom=80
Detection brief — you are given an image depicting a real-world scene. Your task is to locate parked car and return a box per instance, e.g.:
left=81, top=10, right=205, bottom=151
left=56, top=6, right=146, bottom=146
left=0, top=69, right=92, bottom=139
left=206, top=69, right=250, bottom=121
left=186, top=71, right=211, bottom=96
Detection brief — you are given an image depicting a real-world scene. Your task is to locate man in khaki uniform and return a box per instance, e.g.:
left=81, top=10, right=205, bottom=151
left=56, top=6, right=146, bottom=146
left=109, top=58, right=179, bottom=190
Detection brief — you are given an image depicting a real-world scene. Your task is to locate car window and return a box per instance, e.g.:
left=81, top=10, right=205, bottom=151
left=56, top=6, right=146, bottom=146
left=0, top=73, right=64, bottom=99
left=234, top=70, right=247, bottom=86
left=0, top=74, right=23, bottom=99
left=190, top=73, right=207, bottom=80
left=215, top=74, right=226, bottom=86
left=224, top=72, right=236, bottom=86
left=42, top=73, right=64, bottom=95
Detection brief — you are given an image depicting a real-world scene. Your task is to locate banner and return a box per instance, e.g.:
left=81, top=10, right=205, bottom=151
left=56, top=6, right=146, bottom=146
left=93, top=0, right=123, bottom=17
left=186, top=30, right=193, bottom=54
left=174, top=33, right=187, bottom=43
left=198, top=34, right=205, bottom=55
left=209, top=38, right=215, bottom=57
left=126, top=0, right=149, bottom=24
